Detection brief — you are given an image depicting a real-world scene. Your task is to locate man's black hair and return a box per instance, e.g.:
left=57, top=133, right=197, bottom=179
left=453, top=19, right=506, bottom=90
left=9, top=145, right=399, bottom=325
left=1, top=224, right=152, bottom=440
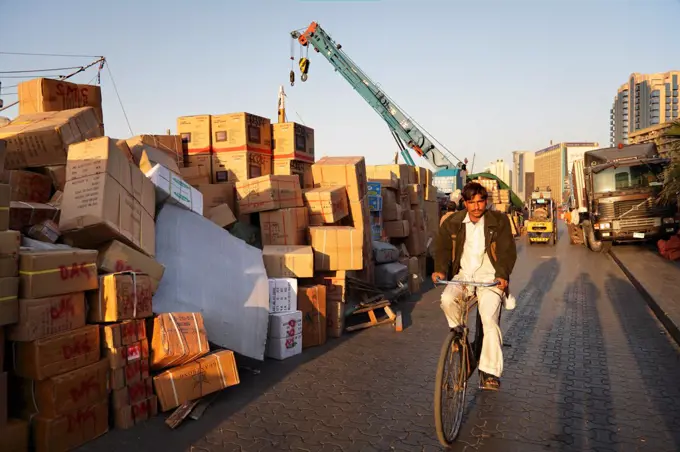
left=461, top=182, right=488, bottom=202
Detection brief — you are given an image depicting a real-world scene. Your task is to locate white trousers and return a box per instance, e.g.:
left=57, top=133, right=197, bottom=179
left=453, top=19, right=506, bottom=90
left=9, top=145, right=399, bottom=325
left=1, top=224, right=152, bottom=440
left=440, top=281, right=504, bottom=377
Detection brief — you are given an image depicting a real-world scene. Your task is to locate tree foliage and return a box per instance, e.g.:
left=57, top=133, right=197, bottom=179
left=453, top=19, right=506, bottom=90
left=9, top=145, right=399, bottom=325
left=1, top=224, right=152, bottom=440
left=660, top=121, right=680, bottom=204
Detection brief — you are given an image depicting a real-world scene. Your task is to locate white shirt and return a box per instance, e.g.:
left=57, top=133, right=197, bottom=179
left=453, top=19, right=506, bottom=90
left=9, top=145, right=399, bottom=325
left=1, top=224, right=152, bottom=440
left=458, top=213, right=497, bottom=282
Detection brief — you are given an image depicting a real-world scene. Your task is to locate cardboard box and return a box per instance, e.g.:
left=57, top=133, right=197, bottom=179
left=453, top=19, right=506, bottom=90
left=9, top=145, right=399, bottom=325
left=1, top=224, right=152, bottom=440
left=17, top=78, right=103, bottom=125
left=0, top=183, right=9, bottom=231
left=0, top=278, right=20, bottom=326
left=1, top=170, right=52, bottom=203
left=366, top=164, right=406, bottom=191
left=126, top=135, right=183, bottom=171
left=87, top=273, right=153, bottom=323
left=40, top=165, right=66, bottom=191
left=7, top=292, right=86, bottom=342
left=97, top=240, right=165, bottom=294
left=312, top=156, right=367, bottom=202
left=268, top=310, right=302, bottom=338
left=268, top=278, right=298, bottom=313
left=260, top=207, right=308, bottom=246
left=309, top=227, right=364, bottom=271
left=184, top=153, right=212, bottom=174
left=326, top=300, right=345, bottom=338
left=236, top=175, right=303, bottom=214
left=177, top=115, right=211, bottom=155
left=425, top=185, right=438, bottom=201
left=13, top=324, right=100, bottom=381
left=0, top=107, right=102, bottom=169
left=9, top=201, right=60, bottom=232
left=262, top=245, right=314, bottom=278
left=18, top=359, right=109, bottom=418
left=207, top=203, right=236, bottom=228
left=384, top=220, right=410, bottom=238
left=298, top=285, right=327, bottom=349
left=59, top=137, right=156, bottom=257
left=0, top=418, right=29, bottom=452
left=27, top=220, right=61, bottom=244
left=266, top=335, right=302, bottom=360
left=19, top=249, right=98, bottom=299
left=271, top=122, right=314, bottom=163
left=144, top=163, right=203, bottom=215
left=305, top=270, right=350, bottom=304
left=0, top=230, right=20, bottom=277
left=32, top=398, right=109, bottom=452
left=153, top=350, right=239, bottom=412
left=272, top=158, right=313, bottom=189
left=303, top=186, right=349, bottom=226
left=101, top=319, right=145, bottom=349
left=197, top=183, right=235, bottom=213
left=211, top=112, right=272, bottom=154
left=211, top=113, right=272, bottom=183
left=211, top=151, right=271, bottom=184
left=149, top=313, right=209, bottom=371
left=408, top=184, right=423, bottom=205
left=179, top=165, right=210, bottom=186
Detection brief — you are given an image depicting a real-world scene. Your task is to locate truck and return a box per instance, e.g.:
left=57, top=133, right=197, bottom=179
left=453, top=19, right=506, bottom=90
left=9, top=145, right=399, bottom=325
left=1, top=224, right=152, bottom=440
left=572, top=142, right=678, bottom=252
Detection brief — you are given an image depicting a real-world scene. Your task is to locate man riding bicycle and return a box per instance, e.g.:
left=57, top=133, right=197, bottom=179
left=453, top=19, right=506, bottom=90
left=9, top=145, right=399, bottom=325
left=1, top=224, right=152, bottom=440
left=431, top=182, right=517, bottom=391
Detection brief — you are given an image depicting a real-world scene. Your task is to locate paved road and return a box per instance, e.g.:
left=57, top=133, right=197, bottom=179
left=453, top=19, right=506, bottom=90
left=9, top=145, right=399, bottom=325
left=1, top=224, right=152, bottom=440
left=81, top=226, right=680, bottom=451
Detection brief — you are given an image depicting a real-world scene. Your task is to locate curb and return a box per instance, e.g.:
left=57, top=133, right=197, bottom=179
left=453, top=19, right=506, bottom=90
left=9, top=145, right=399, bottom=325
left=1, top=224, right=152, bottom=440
left=608, top=249, right=680, bottom=347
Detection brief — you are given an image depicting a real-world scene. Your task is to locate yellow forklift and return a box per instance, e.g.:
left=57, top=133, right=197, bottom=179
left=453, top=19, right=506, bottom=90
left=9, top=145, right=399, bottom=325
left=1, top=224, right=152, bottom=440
left=526, top=190, right=557, bottom=245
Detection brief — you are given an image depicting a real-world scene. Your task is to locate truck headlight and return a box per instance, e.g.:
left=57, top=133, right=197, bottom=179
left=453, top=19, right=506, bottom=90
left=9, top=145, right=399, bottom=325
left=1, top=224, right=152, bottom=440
left=599, top=222, right=611, bottom=229
left=663, top=218, right=675, bottom=224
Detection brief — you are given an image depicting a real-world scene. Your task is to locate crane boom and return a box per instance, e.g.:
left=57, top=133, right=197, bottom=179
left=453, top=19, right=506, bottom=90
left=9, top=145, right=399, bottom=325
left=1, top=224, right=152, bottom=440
left=291, top=22, right=462, bottom=170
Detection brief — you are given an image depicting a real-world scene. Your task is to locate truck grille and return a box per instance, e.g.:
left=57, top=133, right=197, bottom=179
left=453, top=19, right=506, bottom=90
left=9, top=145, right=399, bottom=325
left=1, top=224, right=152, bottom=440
left=615, top=217, right=661, bottom=229
left=598, top=199, right=668, bottom=219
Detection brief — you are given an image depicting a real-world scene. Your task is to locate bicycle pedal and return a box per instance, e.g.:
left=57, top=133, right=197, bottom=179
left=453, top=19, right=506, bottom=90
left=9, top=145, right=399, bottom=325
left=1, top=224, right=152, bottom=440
left=503, top=343, right=512, bottom=348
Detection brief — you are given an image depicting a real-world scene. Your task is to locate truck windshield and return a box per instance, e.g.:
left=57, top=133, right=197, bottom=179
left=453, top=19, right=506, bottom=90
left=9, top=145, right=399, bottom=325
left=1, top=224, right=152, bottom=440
left=592, top=163, right=665, bottom=192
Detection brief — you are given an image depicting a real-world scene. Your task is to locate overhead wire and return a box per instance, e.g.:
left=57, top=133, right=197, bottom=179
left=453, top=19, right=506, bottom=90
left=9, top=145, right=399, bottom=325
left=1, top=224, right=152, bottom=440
left=0, top=66, right=82, bottom=74
left=104, top=61, right=134, bottom=135
left=0, top=51, right=103, bottom=58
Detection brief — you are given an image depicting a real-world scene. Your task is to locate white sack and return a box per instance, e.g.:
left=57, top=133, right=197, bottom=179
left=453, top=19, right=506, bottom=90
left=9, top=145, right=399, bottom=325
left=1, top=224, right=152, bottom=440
left=153, top=204, right=270, bottom=360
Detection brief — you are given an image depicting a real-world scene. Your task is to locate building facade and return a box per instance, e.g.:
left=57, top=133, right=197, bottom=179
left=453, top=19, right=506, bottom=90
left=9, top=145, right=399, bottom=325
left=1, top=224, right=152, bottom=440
left=533, top=142, right=599, bottom=205
left=628, top=123, right=678, bottom=156
left=485, top=159, right=511, bottom=187
left=610, top=71, right=680, bottom=147
left=512, top=151, right=534, bottom=203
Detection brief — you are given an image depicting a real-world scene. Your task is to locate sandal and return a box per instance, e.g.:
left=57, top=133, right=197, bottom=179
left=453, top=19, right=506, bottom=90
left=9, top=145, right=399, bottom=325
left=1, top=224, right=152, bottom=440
left=480, top=371, right=501, bottom=391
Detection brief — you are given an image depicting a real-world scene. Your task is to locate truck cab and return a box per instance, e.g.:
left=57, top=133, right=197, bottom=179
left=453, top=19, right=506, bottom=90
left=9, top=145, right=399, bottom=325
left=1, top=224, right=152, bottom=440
left=580, top=143, right=678, bottom=251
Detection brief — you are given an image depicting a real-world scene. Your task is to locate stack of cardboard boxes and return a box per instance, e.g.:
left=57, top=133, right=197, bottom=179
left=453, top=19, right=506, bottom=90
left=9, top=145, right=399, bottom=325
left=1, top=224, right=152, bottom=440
left=365, top=164, right=439, bottom=292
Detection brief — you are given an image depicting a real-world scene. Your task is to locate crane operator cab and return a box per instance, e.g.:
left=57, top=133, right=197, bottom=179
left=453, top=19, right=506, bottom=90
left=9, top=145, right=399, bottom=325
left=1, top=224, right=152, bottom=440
left=526, top=190, right=557, bottom=246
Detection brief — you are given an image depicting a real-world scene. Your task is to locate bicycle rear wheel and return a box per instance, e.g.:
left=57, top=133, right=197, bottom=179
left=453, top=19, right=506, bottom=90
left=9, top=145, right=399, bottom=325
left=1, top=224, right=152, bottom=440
left=434, top=331, right=468, bottom=447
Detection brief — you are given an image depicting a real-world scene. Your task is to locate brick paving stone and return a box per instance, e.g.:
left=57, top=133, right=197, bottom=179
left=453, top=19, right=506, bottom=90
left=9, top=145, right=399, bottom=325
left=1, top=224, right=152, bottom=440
left=78, top=227, right=680, bottom=452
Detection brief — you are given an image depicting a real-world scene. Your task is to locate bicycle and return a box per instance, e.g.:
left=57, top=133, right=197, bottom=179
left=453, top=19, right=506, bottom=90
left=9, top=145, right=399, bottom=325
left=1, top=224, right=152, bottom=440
left=433, top=278, right=500, bottom=447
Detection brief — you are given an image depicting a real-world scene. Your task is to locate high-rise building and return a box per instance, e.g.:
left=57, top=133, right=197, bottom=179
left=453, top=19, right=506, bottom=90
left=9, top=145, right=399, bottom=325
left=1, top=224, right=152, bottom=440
left=610, top=71, right=680, bottom=147
left=534, top=142, right=599, bottom=204
left=486, top=159, right=511, bottom=187
left=512, top=151, right=534, bottom=203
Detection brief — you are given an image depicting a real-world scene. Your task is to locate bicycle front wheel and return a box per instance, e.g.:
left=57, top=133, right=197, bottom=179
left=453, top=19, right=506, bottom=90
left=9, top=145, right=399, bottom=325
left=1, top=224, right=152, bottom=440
left=434, top=331, right=468, bottom=447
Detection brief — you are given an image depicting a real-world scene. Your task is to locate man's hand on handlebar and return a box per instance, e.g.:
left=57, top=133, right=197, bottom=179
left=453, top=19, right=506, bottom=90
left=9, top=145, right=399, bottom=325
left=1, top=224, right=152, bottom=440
left=495, top=278, right=508, bottom=292
left=432, top=272, right=446, bottom=284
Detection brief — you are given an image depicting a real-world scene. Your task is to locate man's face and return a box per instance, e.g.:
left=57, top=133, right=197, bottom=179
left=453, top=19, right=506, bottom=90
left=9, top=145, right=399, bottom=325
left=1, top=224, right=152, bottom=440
left=464, top=194, right=487, bottom=221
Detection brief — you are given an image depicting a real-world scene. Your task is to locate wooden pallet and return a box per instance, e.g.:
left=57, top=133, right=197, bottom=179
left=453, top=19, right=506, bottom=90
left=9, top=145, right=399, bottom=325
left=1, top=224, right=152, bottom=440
left=345, top=300, right=397, bottom=332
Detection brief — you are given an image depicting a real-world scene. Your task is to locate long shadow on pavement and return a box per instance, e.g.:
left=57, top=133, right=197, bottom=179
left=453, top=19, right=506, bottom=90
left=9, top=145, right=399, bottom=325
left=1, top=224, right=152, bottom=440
left=604, top=273, right=680, bottom=451
left=450, top=257, right=561, bottom=451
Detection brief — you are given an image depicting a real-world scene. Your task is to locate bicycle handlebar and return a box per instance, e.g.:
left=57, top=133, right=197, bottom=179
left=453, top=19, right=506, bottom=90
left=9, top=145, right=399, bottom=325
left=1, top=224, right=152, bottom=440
left=434, top=278, right=499, bottom=288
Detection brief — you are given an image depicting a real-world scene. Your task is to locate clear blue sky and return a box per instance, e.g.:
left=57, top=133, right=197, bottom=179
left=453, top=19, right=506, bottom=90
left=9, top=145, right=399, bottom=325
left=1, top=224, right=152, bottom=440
left=2, top=0, right=678, bottom=171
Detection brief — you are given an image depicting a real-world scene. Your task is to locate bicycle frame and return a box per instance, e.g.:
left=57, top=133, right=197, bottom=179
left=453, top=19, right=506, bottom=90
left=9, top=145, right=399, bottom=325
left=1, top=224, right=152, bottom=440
left=435, top=279, right=499, bottom=377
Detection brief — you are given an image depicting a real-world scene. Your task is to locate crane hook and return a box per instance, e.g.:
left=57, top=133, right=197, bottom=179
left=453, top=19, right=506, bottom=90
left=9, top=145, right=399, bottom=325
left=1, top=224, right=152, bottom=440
left=290, top=70, right=295, bottom=87
left=299, top=57, right=310, bottom=82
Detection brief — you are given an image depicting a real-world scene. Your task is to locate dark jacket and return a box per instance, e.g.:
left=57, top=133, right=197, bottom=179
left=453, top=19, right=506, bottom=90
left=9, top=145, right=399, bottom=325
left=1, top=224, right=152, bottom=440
left=434, top=209, right=517, bottom=281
